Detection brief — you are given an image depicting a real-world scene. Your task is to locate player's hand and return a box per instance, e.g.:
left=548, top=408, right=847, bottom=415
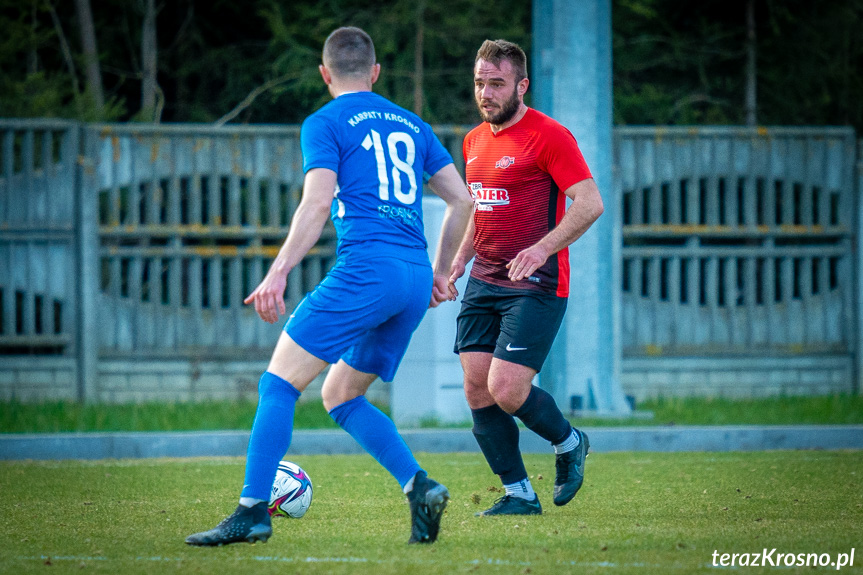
left=506, top=245, right=550, bottom=282
left=244, top=271, right=288, bottom=324
left=447, top=260, right=466, bottom=300
left=429, top=273, right=454, bottom=308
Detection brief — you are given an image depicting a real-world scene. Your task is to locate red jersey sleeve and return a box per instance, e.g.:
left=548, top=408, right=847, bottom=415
left=537, top=123, right=592, bottom=193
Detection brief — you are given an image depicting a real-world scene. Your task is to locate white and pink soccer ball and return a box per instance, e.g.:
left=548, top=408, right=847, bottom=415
left=268, top=460, right=313, bottom=518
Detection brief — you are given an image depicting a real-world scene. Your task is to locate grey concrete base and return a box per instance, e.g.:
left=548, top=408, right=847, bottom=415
left=1, top=425, right=862, bottom=460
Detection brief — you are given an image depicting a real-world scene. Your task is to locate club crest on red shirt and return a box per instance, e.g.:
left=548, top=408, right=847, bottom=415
left=495, top=156, right=516, bottom=169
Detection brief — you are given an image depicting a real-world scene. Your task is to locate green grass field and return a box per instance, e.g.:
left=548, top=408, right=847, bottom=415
left=3, top=394, right=863, bottom=433
left=2, top=451, right=861, bottom=574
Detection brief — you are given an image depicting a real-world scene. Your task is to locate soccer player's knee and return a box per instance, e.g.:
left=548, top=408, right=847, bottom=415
left=321, top=390, right=340, bottom=412
left=487, top=380, right=522, bottom=412
left=463, top=378, right=481, bottom=395
left=321, top=383, right=355, bottom=412
left=463, top=379, right=493, bottom=407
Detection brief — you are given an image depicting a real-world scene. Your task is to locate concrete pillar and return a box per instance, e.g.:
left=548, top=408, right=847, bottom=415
left=532, top=0, right=630, bottom=414
left=391, top=197, right=473, bottom=426
left=856, top=138, right=862, bottom=395
left=75, top=126, right=99, bottom=403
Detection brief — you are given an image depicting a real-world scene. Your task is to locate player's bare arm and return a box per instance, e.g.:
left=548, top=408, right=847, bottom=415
left=244, top=168, right=336, bottom=323
left=426, top=164, right=474, bottom=307
left=447, top=209, right=478, bottom=299
left=506, top=177, right=604, bottom=282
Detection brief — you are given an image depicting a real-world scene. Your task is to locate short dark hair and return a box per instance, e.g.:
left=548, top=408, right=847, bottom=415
left=322, top=27, right=376, bottom=78
left=475, top=39, right=528, bottom=82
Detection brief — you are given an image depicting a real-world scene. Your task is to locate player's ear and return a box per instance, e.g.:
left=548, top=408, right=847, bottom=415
left=517, top=77, right=529, bottom=97
left=370, top=63, right=381, bottom=85
left=319, top=64, right=332, bottom=85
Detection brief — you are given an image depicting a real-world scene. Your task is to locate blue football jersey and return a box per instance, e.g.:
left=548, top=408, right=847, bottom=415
left=301, top=92, right=453, bottom=263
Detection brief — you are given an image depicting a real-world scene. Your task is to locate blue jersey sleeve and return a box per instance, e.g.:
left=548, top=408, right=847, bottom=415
left=422, top=122, right=454, bottom=178
left=301, top=113, right=340, bottom=174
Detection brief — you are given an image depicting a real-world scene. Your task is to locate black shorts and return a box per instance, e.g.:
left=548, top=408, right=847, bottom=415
left=454, top=277, right=567, bottom=372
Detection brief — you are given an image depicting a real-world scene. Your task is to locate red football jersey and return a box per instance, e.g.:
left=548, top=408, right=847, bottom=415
left=463, top=108, right=592, bottom=297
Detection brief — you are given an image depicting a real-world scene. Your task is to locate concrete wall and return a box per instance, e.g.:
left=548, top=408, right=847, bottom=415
left=0, top=358, right=78, bottom=402
left=0, top=357, right=388, bottom=405
left=0, top=352, right=850, bottom=409
left=620, top=356, right=853, bottom=401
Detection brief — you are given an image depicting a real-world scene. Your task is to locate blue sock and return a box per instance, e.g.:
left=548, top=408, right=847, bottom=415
left=329, top=396, right=421, bottom=489
left=240, top=372, right=301, bottom=501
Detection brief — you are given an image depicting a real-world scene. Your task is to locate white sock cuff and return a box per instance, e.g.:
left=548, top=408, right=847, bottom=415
left=403, top=475, right=417, bottom=494
left=553, top=429, right=579, bottom=454
left=503, top=478, right=536, bottom=500
left=239, top=497, right=265, bottom=508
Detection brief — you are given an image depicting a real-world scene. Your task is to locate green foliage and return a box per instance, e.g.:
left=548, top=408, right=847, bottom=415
left=639, top=394, right=863, bottom=426
left=0, top=0, right=522, bottom=125
left=0, top=399, right=339, bottom=433
left=756, top=0, right=863, bottom=128
left=613, top=0, right=863, bottom=128
left=1, top=451, right=861, bottom=574
left=1, top=1, right=862, bottom=128
left=253, top=0, right=531, bottom=124
left=2, top=395, right=862, bottom=433
left=0, top=0, right=71, bottom=118
left=0, top=71, right=71, bottom=118
left=613, top=0, right=746, bottom=125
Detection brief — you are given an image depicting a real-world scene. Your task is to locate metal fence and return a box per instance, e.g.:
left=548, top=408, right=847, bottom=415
left=0, top=120, right=859, bottom=401
left=615, top=127, right=856, bottom=360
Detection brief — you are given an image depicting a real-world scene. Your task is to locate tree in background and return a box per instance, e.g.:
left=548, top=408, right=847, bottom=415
left=613, top=0, right=750, bottom=125
left=139, top=0, right=160, bottom=122
left=0, top=0, right=76, bottom=118
left=74, top=0, right=104, bottom=117
left=612, top=0, right=863, bottom=130
left=744, top=0, right=757, bottom=126
left=0, top=0, right=528, bottom=125
left=0, top=0, right=860, bottom=131
left=757, top=0, right=863, bottom=128
left=250, top=0, right=530, bottom=124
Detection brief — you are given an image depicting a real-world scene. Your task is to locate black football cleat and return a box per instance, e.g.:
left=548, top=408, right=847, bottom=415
left=476, top=494, right=542, bottom=516
left=553, top=428, right=590, bottom=506
left=185, top=502, right=272, bottom=546
left=407, top=471, right=450, bottom=544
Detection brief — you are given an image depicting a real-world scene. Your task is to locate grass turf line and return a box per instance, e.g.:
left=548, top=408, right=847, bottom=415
left=3, top=394, right=863, bottom=433
left=1, top=451, right=861, bottom=575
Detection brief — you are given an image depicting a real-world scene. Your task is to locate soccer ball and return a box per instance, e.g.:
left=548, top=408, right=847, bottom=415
left=268, top=460, right=313, bottom=518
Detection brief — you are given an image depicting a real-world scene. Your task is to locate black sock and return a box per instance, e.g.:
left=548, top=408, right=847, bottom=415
left=513, top=386, right=572, bottom=445
left=471, top=404, right=527, bottom=485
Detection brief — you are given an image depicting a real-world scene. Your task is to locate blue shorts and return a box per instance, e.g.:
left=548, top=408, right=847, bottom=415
left=285, top=256, right=432, bottom=382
